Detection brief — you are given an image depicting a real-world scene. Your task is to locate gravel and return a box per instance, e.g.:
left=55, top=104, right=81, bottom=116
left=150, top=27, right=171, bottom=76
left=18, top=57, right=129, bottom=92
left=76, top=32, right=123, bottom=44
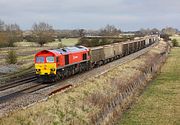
left=0, top=65, right=19, bottom=74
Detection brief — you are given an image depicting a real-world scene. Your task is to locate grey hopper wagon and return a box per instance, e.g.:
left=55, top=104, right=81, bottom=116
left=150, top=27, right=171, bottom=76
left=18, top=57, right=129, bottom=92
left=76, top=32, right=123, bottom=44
left=90, top=46, right=105, bottom=63
left=103, top=45, right=115, bottom=60
left=122, top=40, right=135, bottom=55
left=113, top=43, right=123, bottom=57
left=145, top=38, right=150, bottom=46
left=122, top=42, right=129, bottom=56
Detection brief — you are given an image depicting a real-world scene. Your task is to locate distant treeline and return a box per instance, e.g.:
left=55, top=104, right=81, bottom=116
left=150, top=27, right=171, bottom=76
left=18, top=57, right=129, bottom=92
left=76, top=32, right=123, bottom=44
left=0, top=18, right=179, bottom=48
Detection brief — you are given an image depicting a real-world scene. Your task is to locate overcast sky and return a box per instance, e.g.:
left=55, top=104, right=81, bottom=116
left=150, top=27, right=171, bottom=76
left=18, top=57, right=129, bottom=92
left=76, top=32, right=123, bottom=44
left=0, top=0, right=180, bottom=31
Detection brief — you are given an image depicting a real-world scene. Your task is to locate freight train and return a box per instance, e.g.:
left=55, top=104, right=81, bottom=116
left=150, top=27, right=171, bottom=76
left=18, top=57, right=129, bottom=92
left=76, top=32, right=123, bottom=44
left=34, top=35, right=158, bottom=82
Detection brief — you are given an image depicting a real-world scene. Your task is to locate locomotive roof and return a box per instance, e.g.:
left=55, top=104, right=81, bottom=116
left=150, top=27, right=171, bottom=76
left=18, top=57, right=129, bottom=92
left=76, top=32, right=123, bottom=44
left=65, top=46, right=88, bottom=52
left=55, top=46, right=88, bottom=53
left=36, top=46, right=88, bottom=56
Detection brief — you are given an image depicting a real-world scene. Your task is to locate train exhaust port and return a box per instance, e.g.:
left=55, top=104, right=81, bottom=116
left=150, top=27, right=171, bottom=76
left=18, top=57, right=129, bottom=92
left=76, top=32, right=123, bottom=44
left=48, top=84, right=73, bottom=96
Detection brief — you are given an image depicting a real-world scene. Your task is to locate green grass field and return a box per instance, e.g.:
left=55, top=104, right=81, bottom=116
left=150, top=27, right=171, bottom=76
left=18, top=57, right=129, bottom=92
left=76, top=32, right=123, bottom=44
left=170, top=35, right=180, bottom=46
left=13, top=38, right=79, bottom=47
left=61, top=38, right=79, bottom=46
left=44, top=38, right=79, bottom=47
left=118, top=48, right=180, bottom=125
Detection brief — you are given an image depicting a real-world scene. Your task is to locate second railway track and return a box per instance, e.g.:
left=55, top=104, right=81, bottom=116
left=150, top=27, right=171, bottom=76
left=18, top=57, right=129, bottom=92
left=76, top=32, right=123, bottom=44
left=0, top=83, right=55, bottom=104
left=0, top=75, right=37, bottom=91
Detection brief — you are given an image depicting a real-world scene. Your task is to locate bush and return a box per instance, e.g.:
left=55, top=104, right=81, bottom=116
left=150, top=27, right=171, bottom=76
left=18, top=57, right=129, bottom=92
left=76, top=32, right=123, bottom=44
left=77, top=36, right=135, bottom=47
left=6, top=50, right=17, bottom=64
left=77, top=38, right=112, bottom=47
left=100, top=38, right=111, bottom=45
left=160, top=34, right=170, bottom=41
left=0, top=42, right=8, bottom=48
left=172, top=39, right=179, bottom=47
left=58, top=41, right=63, bottom=48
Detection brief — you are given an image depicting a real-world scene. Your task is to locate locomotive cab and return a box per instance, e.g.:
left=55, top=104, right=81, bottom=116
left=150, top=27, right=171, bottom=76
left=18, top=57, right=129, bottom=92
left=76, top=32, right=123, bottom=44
left=35, top=50, right=57, bottom=81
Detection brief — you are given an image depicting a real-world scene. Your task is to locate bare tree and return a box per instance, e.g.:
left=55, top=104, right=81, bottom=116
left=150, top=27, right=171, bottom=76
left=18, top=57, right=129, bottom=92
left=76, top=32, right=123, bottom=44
left=78, top=29, right=85, bottom=37
left=162, top=27, right=178, bottom=36
left=0, top=20, right=6, bottom=47
left=151, top=28, right=159, bottom=34
left=139, top=28, right=151, bottom=35
left=32, top=22, right=55, bottom=46
left=99, top=24, right=121, bottom=36
left=5, top=24, right=23, bottom=46
left=138, top=28, right=160, bottom=36
left=0, top=20, right=22, bottom=47
left=0, top=20, right=5, bottom=31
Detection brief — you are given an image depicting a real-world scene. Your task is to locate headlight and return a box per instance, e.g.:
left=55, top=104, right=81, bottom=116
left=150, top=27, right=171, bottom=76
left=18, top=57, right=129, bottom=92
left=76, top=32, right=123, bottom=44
left=50, top=68, right=55, bottom=71
left=36, top=69, right=41, bottom=72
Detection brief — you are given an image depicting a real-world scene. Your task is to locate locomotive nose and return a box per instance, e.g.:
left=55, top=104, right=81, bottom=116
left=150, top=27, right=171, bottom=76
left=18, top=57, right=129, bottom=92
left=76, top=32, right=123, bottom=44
left=35, top=63, right=56, bottom=75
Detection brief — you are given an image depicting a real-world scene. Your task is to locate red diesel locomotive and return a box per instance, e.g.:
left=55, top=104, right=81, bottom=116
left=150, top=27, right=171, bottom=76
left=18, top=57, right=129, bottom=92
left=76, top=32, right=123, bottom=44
left=35, top=46, right=90, bottom=82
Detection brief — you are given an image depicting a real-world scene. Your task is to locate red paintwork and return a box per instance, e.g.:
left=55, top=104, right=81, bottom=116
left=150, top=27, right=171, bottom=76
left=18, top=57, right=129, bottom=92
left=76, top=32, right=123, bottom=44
left=35, top=47, right=90, bottom=68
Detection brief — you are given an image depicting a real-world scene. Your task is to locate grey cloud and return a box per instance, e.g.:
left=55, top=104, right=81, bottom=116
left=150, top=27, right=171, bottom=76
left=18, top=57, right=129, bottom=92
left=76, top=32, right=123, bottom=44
left=0, top=0, right=180, bottom=30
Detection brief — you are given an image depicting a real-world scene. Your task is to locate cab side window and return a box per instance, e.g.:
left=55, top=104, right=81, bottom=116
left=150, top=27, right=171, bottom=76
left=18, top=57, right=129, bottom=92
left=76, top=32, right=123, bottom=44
left=83, top=53, right=87, bottom=60
left=65, top=55, right=69, bottom=65
left=56, top=57, right=59, bottom=63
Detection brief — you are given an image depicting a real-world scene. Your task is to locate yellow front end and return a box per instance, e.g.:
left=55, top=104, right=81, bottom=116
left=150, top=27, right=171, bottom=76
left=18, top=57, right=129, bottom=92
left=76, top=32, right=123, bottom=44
left=35, top=63, right=56, bottom=75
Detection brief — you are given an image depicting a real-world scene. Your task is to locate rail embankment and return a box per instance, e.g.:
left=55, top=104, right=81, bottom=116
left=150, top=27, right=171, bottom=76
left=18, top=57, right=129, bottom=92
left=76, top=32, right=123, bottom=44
left=0, top=40, right=170, bottom=125
left=118, top=47, right=180, bottom=125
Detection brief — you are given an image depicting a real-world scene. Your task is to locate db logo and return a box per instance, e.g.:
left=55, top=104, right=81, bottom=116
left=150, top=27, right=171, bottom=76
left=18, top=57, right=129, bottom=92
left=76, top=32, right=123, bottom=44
left=73, top=56, right=78, bottom=59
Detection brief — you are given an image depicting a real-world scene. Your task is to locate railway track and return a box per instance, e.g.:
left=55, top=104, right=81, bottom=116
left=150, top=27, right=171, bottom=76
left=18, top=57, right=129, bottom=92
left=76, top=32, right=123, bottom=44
left=0, top=69, right=35, bottom=84
left=0, top=82, right=55, bottom=104
left=0, top=76, right=37, bottom=91
left=0, top=41, right=158, bottom=115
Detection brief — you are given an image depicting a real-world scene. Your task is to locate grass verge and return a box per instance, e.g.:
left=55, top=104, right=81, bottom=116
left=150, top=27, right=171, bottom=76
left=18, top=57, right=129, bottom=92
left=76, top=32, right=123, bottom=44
left=170, top=36, right=180, bottom=46
left=118, top=48, right=180, bottom=125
